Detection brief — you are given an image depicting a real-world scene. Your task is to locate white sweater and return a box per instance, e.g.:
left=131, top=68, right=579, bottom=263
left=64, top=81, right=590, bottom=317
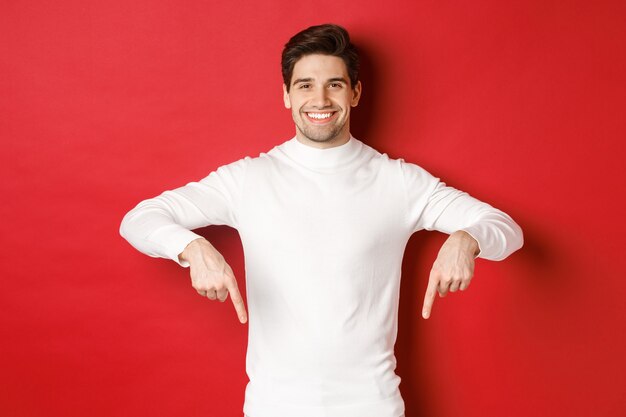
left=120, top=135, right=523, bottom=417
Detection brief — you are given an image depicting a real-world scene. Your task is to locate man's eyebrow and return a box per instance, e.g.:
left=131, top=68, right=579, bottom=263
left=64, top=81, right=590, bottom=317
left=292, top=77, right=314, bottom=85
left=292, top=77, right=349, bottom=86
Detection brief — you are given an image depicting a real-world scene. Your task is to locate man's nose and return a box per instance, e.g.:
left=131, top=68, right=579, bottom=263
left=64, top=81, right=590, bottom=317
left=311, top=87, right=331, bottom=108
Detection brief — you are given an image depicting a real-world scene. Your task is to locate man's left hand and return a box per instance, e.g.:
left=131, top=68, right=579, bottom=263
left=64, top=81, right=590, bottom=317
left=422, top=231, right=480, bottom=319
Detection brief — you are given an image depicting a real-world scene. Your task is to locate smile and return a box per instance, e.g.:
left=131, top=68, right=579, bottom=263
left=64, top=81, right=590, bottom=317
left=305, top=111, right=337, bottom=123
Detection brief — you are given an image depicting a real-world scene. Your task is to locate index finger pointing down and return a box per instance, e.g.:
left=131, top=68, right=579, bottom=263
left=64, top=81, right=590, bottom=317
left=422, top=273, right=439, bottom=319
left=226, top=279, right=247, bottom=324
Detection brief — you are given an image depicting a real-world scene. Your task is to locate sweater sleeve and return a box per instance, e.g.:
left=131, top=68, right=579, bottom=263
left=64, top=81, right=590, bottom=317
left=400, top=159, right=523, bottom=261
left=119, top=157, right=250, bottom=267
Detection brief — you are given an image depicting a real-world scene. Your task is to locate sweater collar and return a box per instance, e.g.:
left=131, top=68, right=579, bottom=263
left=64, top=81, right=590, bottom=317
left=280, top=134, right=362, bottom=170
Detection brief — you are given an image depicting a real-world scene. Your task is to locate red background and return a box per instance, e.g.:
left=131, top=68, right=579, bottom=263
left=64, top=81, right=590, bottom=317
left=2, top=1, right=625, bottom=416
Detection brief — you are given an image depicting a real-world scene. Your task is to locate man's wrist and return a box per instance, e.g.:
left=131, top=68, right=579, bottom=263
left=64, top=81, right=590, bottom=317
left=452, top=230, right=480, bottom=257
left=178, top=237, right=208, bottom=263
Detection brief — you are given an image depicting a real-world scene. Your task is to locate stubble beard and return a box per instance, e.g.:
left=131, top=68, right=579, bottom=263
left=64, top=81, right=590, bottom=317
left=294, top=110, right=346, bottom=143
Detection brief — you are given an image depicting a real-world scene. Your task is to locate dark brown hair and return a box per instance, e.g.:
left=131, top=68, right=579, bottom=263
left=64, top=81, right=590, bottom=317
left=281, top=23, right=359, bottom=92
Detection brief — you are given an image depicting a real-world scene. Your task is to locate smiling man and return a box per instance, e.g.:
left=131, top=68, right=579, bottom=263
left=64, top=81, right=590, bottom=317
left=120, top=24, right=523, bottom=417
left=283, top=53, right=361, bottom=147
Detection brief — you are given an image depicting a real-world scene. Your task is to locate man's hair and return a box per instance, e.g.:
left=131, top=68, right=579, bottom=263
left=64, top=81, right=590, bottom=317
left=281, top=23, right=360, bottom=92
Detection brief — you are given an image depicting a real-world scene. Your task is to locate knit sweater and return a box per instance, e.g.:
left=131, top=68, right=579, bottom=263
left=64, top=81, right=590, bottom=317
left=120, top=135, right=523, bottom=417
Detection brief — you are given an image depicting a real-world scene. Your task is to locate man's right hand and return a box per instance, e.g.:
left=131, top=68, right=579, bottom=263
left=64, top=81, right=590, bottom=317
left=179, top=238, right=248, bottom=324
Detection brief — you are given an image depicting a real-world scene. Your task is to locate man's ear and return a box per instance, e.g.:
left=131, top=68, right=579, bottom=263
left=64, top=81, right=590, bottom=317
left=283, top=84, right=291, bottom=109
left=351, top=80, right=362, bottom=107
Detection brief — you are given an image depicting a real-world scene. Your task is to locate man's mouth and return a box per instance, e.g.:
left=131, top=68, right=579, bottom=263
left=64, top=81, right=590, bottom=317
left=304, top=111, right=337, bottom=123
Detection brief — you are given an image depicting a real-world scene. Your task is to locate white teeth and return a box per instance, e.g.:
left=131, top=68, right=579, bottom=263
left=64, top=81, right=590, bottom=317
left=307, top=112, right=333, bottom=120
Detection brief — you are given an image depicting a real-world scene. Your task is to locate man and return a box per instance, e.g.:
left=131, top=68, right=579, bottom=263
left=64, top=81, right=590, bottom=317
left=120, top=23, right=523, bottom=417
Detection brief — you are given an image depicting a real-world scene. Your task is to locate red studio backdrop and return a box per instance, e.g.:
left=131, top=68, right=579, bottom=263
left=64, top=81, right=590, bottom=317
left=1, top=1, right=625, bottom=416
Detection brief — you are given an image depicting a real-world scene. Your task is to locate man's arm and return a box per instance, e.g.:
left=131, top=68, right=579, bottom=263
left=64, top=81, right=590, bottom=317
left=416, top=180, right=524, bottom=261
left=119, top=158, right=249, bottom=323
left=400, top=161, right=524, bottom=319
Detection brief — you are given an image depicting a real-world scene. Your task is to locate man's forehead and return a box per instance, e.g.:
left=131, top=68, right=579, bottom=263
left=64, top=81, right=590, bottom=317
left=292, top=54, right=349, bottom=78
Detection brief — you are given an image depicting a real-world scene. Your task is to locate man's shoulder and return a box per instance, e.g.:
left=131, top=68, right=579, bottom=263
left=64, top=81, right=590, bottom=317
left=226, top=137, right=293, bottom=167
left=357, top=140, right=421, bottom=168
left=358, top=141, right=441, bottom=187
left=215, top=139, right=287, bottom=168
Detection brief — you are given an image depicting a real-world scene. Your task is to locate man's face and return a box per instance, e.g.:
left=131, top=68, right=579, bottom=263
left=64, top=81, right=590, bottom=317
left=283, top=54, right=361, bottom=148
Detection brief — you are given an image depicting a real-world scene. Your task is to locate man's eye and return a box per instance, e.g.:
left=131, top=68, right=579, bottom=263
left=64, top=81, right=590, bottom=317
left=329, top=83, right=342, bottom=88
left=299, top=84, right=311, bottom=89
